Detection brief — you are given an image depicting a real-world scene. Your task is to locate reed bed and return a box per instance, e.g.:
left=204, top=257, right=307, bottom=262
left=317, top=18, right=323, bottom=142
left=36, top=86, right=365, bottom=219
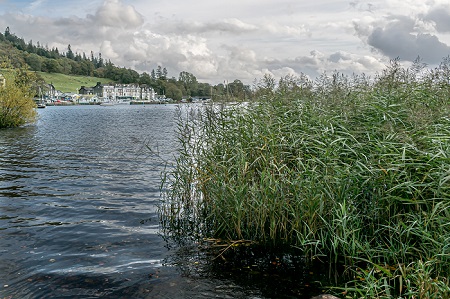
left=160, top=58, right=450, bottom=298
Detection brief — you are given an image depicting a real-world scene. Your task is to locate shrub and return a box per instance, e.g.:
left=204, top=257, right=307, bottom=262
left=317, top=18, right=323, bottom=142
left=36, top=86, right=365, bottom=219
left=0, top=68, right=37, bottom=128
left=160, top=58, right=450, bottom=298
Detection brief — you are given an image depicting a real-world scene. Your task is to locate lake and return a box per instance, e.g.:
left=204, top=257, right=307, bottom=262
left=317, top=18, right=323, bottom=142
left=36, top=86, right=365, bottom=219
left=0, top=104, right=325, bottom=299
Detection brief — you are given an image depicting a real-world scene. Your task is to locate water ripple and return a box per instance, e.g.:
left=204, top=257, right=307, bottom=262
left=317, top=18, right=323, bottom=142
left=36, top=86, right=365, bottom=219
left=0, top=105, right=178, bottom=298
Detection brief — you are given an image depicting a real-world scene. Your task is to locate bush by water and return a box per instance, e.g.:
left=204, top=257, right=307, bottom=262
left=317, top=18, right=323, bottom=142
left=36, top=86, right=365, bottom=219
left=160, top=58, right=450, bottom=298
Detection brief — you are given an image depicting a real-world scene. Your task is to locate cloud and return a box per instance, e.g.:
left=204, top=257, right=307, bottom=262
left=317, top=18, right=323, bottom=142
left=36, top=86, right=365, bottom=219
left=29, top=0, right=46, bottom=11
left=149, top=17, right=259, bottom=51
left=422, top=4, right=450, bottom=33
left=154, top=18, right=307, bottom=38
left=92, top=0, right=144, bottom=29
left=100, top=40, right=119, bottom=59
left=366, top=17, right=450, bottom=63
left=353, top=13, right=450, bottom=64
left=3, top=0, right=447, bottom=85
left=255, top=50, right=385, bottom=82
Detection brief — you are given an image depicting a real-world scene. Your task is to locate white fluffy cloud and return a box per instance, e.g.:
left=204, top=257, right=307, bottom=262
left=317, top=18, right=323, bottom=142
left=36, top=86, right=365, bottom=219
left=0, top=0, right=449, bottom=84
left=94, top=0, right=144, bottom=29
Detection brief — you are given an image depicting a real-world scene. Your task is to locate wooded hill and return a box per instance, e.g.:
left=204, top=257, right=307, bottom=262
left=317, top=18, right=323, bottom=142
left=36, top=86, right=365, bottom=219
left=0, top=27, right=251, bottom=101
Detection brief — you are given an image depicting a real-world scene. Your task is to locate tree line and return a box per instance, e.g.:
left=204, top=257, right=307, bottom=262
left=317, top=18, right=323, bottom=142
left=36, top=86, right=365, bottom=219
left=0, top=27, right=252, bottom=101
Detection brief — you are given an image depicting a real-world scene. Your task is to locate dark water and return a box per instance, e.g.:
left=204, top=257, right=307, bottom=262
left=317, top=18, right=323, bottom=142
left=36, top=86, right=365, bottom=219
left=0, top=105, right=327, bottom=299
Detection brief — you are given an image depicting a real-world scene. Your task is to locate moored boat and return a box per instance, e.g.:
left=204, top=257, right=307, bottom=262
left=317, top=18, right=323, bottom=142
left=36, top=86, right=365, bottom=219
left=100, top=101, right=115, bottom=106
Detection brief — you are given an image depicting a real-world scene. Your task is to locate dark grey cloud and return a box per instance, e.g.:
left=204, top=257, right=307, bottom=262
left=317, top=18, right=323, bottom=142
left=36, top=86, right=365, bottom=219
left=258, top=50, right=384, bottom=80
left=363, top=16, right=450, bottom=64
left=422, top=5, right=450, bottom=33
left=329, top=51, right=348, bottom=63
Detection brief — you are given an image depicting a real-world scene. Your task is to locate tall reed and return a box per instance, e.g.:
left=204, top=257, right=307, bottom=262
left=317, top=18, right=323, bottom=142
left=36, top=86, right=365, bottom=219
left=160, top=58, right=450, bottom=298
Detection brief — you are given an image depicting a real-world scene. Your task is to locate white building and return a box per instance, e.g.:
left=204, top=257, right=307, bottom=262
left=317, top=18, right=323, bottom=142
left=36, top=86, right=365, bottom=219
left=80, top=82, right=156, bottom=101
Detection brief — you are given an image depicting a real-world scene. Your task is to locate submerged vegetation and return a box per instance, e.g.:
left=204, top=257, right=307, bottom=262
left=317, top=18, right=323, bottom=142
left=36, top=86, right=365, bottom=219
left=160, top=58, right=450, bottom=298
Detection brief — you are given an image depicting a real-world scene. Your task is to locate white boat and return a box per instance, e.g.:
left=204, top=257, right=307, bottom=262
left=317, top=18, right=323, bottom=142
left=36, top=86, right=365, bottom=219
left=100, top=101, right=115, bottom=106
left=36, top=86, right=46, bottom=108
left=117, top=99, right=131, bottom=105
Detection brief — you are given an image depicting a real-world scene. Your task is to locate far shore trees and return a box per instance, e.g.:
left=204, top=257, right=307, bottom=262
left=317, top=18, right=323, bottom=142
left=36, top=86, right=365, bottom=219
left=1, top=28, right=251, bottom=101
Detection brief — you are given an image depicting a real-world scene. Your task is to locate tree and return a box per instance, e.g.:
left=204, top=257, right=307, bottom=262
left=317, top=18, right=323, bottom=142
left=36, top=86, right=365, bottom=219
left=129, top=69, right=140, bottom=83
left=197, top=82, right=211, bottom=97
left=213, top=83, right=226, bottom=100
left=139, top=72, right=152, bottom=85
left=120, top=68, right=133, bottom=84
left=79, top=60, right=94, bottom=76
left=26, top=40, right=35, bottom=53
left=0, top=68, right=37, bottom=128
left=69, top=60, right=81, bottom=75
left=165, top=82, right=182, bottom=101
left=24, top=53, right=42, bottom=71
left=90, top=50, right=98, bottom=67
left=228, top=79, right=248, bottom=100
left=156, top=65, right=162, bottom=79
left=66, top=44, right=74, bottom=60
left=42, top=59, right=61, bottom=73
left=178, top=71, right=198, bottom=96
left=93, top=67, right=105, bottom=78
left=97, top=53, right=104, bottom=68
left=58, top=58, right=72, bottom=74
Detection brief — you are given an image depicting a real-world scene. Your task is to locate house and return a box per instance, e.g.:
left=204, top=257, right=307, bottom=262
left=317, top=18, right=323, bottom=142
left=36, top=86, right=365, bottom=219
left=79, top=86, right=95, bottom=95
left=92, top=82, right=104, bottom=97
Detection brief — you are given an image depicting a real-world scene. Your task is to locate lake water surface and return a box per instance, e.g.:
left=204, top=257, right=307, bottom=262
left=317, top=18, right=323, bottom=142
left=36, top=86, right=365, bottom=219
left=1, top=104, right=325, bottom=299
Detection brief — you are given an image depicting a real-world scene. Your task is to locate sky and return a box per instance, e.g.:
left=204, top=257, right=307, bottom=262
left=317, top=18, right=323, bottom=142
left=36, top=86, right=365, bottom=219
left=0, top=0, right=449, bottom=85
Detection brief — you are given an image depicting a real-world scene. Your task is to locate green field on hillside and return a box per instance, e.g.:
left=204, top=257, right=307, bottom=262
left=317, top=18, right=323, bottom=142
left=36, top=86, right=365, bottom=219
left=0, top=69, right=114, bottom=93
left=37, top=72, right=114, bottom=93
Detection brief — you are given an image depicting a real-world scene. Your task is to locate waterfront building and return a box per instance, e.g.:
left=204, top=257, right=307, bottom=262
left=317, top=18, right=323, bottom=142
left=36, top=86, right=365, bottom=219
left=79, top=82, right=156, bottom=101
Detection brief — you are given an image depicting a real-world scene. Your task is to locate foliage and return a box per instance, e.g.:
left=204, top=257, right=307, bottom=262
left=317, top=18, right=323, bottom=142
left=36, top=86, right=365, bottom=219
left=0, top=68, right=37, bottom=128
left=0, top=27, right=252, bottom=100
left=160, top=58, right=450, bottom=298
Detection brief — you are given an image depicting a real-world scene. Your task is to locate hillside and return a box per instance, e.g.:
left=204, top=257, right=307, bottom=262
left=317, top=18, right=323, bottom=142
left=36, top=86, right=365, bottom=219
left=0, top=68, right=114, bottom=93
left=0, top=27, right=251, bottom=101
left=37, top=72, right=114, bottom=93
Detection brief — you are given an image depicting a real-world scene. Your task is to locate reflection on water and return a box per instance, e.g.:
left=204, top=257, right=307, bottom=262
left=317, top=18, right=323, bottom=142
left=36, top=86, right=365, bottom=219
left=0, top=105, right=326, bottom=299
left=0, top=105, right=178, bottom=298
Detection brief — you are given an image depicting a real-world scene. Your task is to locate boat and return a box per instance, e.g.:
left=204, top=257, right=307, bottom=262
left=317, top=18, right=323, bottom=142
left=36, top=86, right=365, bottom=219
left=100, top=101, right=115, bottom=106
left=36, top=86, right=46, bottom=108
left=35, top=87, right=46, bottom=108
